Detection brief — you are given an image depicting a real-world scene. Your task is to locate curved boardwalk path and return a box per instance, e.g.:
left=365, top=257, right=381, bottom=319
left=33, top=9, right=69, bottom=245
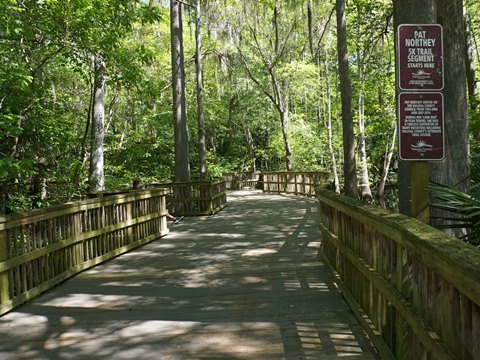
left=0, top=190, right=377, bottom=359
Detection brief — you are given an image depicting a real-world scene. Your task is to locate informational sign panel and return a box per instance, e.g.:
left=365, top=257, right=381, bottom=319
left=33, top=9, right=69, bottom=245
left=397, top=24, right=444, bottom=91
left=398, top=92, right=444, bottom=161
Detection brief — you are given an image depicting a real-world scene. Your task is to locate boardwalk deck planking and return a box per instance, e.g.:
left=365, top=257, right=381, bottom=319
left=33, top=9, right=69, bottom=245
left=0, top=190, right=377, bottom=360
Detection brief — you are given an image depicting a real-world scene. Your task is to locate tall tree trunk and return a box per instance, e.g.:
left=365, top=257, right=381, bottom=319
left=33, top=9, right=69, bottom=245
left=195, top=0, right=207, bottom=180
left=358, top=91, right=372, bottom=201
left=307, top=0, right=314, bottom=58
left=237, top=2, right=294, bottom=171
left=171, top=0, right=190, bottom=183
left=431, top=0, right=470, bottom=236
left=377, top=126, right=397, bottom=207
left=73, top=78, right=93, bottom=187
left=280, top=107, right=293, bottom=171
left=465, top=9, right=478, bottom=113
left=393, top=0, right=436, bottom=217
left=246, top=129, right=256, bottom=172
left=32, top=172, right=47, bottom=208
left=335, top=0, right=357, bottom=198
left=89, top=54, right=106, bottom=193
left=355, top=4, right=372, bottom=202
left=323, top=49, right=340, bottom=193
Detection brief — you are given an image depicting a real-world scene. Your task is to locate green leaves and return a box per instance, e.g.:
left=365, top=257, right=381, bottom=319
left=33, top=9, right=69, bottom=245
left=0, top=157, right=35, bottom=180
left=430, top=181, right=480, bottom=247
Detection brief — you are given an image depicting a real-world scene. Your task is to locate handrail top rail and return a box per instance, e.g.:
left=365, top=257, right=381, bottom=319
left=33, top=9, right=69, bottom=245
left=262, top=170, right=330, bottom=175
left=316, top=186, right=480, bottom=306
left=0, top=187, right=170, bottom=230
left=148, top=179, right=225, bottom=186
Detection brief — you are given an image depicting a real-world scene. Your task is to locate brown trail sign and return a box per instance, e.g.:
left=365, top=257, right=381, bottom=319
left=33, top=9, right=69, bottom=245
left=398, top=92, right=444, bottom=161
left=397, top=24, right=444, bottom=91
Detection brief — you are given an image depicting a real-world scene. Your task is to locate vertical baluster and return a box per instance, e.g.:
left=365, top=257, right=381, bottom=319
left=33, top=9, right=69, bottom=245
left=395, top=245, right=406, bottom=358
left=473, top=304, right=479, bottom=358
left=73, top=211, right=82, bottom=269
left=0, top=219, right=9, bottom=304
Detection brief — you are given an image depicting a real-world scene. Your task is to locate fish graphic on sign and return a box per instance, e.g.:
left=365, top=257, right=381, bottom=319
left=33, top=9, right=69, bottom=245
left=411, top=140, right=433, bottom=150
left=412, top=70, right=431, bottom=79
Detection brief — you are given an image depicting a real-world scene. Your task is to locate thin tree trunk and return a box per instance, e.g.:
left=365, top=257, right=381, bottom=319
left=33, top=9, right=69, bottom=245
left=73, top=78, right=94, bottom=187
left=280, top=108, right=293, bottom=171
left=307, top=0, right=314, bottom=58
left=195, top=0, right=207, bottom=180
left=323, top=49, right=340, bottom=193
left=358, top=92, right=372, bottom=201
left=465, top=9, right=478, bottom=111
left=336, top=0, right=357, bottom=198
left=246, top=129, right=256, bottom=172
left=171, top=0, right=190, bottom=183
left=89, top=54, right=105, bottom=193
left=104, top=91, right=118, bottom=135
left=355, top=4, right=372, bottom=202
left=377, top=126, right=397, bottom=207
left=32, top=171, right=47, bottom=208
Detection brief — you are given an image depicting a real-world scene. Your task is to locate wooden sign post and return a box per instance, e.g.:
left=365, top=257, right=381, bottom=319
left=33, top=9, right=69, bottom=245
left=397, top=24, right=444, bottom=223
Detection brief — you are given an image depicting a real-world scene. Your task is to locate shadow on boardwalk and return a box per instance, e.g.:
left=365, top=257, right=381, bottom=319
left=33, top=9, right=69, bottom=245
left=0, top=190, right=377, bottom=360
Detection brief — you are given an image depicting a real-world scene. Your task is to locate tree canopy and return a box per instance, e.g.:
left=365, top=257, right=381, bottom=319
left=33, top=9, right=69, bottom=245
left=1, top=0, right=478, bottom=216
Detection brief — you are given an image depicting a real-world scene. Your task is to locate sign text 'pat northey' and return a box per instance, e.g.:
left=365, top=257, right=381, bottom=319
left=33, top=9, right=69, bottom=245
left=397, top=24, right=444, bottom=91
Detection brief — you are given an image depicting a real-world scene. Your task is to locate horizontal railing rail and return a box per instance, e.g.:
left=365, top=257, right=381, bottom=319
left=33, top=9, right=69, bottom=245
left=92, top=179, right=227, bottom=217
left=262, top=171, right=330, bottom=197
left=316, top=187, right=480, bottom=360
left=148, top=179, right=227, bottom=216
left=0, top=188, right=169, bottom=316
left=222, top=172, right=261, bottom=190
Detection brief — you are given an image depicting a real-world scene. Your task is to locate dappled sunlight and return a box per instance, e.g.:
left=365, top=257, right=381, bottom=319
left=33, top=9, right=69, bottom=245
left=42, top=293, right=151, bottom=309
left=241, top=276, right=269, bottom=284
left=0, top=312, right=49, bottom=338
left=306, top=281, right=331, bottom=291
left=117, top=320, right=199, bottom=338
left=0, top=190, right=376, bottom=359
left=186, top=232, right=246, bottom=239
left=241, top=248, right=278, bottom=257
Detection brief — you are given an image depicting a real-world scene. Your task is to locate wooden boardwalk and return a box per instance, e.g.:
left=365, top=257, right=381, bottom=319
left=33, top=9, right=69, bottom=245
left=0, top=190, right=377, bottom=360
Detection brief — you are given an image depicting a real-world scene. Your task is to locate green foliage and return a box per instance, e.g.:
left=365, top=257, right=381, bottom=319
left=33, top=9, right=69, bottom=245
left=430, top=181, right=480, bottom=247
left=0, top=0, right=477, bottom=217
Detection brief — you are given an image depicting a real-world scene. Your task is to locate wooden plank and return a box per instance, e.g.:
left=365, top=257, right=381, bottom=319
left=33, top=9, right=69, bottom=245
left=0, top=228, right=169, bottom=317
left=0, top=190, right=375, bottom=359
left=321, top=248, right=395, bottom=360
left=316, top=188, right=480, bottom=307
left=319, top=222, right=455, bottom=359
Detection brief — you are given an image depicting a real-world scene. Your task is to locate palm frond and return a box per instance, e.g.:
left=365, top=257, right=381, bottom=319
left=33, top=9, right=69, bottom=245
left=429, top=181, right=480, bottom=247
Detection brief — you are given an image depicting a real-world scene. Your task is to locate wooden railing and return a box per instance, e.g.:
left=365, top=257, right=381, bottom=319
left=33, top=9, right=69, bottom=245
left=222, top=172, right=261, bottom=190
left=147, top=179, right=227, bottom=216
left=262, top=171, right=330, bottom=197
left=0, top=188, right=169, bottom=316
left=316, top=187, right=480, bottom=360
left=93, top=179, right=227, bottom=217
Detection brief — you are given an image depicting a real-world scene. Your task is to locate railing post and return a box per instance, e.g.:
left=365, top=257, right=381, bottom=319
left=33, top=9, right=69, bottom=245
left=208, top=181, right=213, bottom=214
left=160, top=192, right=167, bottom=234
left=395, top=245, right=407, bottom=358
left=0, top=218, right=9, bottom=304
left=73, top=211, right=84, bottom=267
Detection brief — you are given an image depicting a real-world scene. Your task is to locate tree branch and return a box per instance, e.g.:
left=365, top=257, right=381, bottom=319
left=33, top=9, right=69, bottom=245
left=315, top=6, right=336, bottom=57
left=236, top=44, right=277, bottom=106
